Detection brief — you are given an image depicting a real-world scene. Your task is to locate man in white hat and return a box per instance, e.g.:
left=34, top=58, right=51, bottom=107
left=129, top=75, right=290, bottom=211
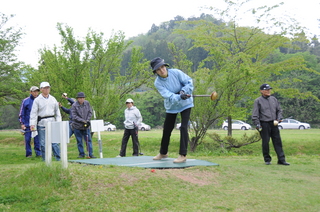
left=117, top=98, right=142, bottom=157
left=30, top=82, right=62, bottom=161
left=19, top=86, right=41, bottom=158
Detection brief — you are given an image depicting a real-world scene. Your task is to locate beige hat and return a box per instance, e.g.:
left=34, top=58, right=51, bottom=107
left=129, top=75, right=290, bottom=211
left=30, top=86, right=40, bottom=92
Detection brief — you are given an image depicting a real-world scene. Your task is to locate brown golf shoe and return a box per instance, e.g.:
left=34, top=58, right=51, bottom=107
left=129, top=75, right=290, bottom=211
left=153, top=153, right=168, bottom=160
left=173, top=155, right=187, bottom=163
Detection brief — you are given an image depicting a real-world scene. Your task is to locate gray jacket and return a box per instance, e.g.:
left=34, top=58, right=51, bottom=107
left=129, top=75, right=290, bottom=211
left=252, top=95, right=283, bottom=126
left=123, top=106, right=142, bottom=129
left=71, top=100, right=92, bottom=130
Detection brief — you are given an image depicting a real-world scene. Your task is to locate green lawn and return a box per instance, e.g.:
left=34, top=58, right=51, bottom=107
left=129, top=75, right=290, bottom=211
left=0, top=129, right=319, bottom=211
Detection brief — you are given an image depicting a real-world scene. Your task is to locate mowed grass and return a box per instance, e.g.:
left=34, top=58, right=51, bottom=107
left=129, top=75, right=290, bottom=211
left=0, top=129, right=319, bottom=212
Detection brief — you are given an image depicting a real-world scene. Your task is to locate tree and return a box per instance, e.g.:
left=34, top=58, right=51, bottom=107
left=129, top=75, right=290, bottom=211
left=175, top=0, right=314, bottom=151
left=0, top=13, right=25, bottom=107
left=26, top=23, right=152, bottom=122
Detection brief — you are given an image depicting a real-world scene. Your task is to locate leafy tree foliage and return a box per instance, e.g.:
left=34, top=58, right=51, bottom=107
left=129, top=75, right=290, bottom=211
left=0, top=13, right=25, bottom=106
left=0, top=13, right=27, bottom=129
left=26, top=23, right=152, bottom=122
left=174, top=0, right=316, bottom=151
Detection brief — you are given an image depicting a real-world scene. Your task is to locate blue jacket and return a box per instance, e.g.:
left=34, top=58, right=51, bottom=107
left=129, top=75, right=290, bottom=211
left=18, top=94, right=36, bottom=127
left=154, top=68, right=194, bottom=113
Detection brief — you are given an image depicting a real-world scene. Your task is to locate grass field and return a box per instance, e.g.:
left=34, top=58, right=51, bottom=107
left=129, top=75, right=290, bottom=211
left=0, top=129, right=319, bottom=212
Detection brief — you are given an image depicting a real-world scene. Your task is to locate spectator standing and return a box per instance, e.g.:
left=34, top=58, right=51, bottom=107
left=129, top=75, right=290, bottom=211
left=117, top=98, right=142, bottom=157
left=71, top=92, right=96, bottom=158
left=30, top=82, right=61, bottom=161
left=252, top=83, right=290, bottom=165
left=59, top=93, right=75, bottom=137
left=150, top=57, right=194, bottom=163
left=18, top=86, right=41, bottom=158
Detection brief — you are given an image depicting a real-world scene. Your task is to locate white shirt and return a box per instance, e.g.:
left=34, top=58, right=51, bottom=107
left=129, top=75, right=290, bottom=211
left=30, top=94, right=61, bottom=127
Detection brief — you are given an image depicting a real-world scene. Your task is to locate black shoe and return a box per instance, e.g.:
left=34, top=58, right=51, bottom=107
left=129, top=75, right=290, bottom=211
left=278, top=161, right=290, bottom=165
left=265, top=162, right=271, bottom=165
left=77, top=155, right=85, bottom=158
left=89, top=156, right=97, bottom=158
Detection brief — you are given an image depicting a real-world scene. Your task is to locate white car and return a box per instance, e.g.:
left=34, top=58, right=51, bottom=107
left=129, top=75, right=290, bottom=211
left=278, top=119, right=310, bottom=130
left=176, top=122, right=197, bottom=130
left=104, top=122, right=116, bottom=131
left=138, top=123, right=151, bottom=131
left=222, top=120, right=251, bottom=130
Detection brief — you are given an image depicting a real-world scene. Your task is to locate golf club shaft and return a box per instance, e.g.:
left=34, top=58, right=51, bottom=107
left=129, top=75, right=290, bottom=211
left=193, top=95, right=210, bottom=97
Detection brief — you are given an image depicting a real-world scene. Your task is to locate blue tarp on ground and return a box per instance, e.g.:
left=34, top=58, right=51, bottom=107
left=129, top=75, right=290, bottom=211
left=69, top=156, right=219, bottom=169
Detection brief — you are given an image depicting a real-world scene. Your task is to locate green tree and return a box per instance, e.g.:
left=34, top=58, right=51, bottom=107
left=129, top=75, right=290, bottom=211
left=26, top=23, right=152, bottom=122
left=0, top=13, right=25, bottom=106
left=175, top=0, right=315, bottom=151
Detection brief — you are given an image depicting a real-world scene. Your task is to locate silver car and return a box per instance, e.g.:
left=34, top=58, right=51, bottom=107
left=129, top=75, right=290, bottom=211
left=278, top=119, right=310, bottom=130
left=138, top=123, right=151, bottom=131
left=222, top=120, right=251, bottom=130
left=104, top=122, right=116, bottom=131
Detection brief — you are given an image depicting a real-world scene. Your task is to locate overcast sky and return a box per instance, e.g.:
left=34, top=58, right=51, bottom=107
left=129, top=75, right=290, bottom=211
left=2, top=0, right=320, bottom=67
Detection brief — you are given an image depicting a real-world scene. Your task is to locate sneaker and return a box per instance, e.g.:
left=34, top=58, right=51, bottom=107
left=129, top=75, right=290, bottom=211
left=77, top=155, right=85, bottom=158
left=26, top=155, right=32, bottom=158
left=173, top=155, right=186, bottom=163
left=89, top=156, right=97, bottom=159
left=153, top=153, right=168, bottom=160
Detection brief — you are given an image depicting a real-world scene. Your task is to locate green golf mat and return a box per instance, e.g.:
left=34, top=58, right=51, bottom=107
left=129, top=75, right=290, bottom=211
left=69, top=156, right=219, bottom=169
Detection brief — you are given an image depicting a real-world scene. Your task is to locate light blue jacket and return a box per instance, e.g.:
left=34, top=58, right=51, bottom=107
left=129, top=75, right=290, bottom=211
left=154, top=68, right=194, bottom=113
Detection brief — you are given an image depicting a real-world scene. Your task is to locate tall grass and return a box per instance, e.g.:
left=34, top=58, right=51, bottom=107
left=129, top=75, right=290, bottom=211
left=0, top=129, right=319, bottom=211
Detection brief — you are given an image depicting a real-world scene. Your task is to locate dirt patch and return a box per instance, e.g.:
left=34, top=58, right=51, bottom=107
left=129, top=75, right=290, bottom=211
left=158, top=169, right=219, bottom=186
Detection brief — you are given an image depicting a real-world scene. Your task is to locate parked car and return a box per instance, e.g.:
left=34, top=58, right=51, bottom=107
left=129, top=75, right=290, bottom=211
left=104, top=122, right=116, bottom=131
left=176, top=121, right=197, bottom=130
left=278, top=119, right=310, bottom=130
left=222, top=120, right=251, bottom=130
left=138, top=122, right=151, bottom=131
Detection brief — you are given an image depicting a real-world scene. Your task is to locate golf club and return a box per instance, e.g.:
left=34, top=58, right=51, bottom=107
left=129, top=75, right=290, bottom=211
left=85, top=134, right=90, bottom=158
left=192, top=91, right=218, bottom=101
left=134, top=122, right=143, bottom=155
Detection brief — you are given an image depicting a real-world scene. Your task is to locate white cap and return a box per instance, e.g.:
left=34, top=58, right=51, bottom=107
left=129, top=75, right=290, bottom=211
left=125, top=98, right=134, bottom=103
left=40, top=82, right=50, bottom=88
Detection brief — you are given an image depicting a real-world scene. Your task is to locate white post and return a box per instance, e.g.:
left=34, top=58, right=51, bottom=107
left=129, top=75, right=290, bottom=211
left=90, top=120, right=104, bottom=158
left=45, top=122, right=52, bottom=166
left=47, top=121, right=69, bottom=168
left=60, top=121, right=69, bottom=168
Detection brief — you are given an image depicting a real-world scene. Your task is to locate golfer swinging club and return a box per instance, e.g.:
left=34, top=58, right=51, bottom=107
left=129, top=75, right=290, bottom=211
left=151, top=57, right=194, bottom=163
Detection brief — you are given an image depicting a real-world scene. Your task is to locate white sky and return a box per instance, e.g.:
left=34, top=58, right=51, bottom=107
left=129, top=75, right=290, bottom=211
left=2, top=0, right=320, bottom=67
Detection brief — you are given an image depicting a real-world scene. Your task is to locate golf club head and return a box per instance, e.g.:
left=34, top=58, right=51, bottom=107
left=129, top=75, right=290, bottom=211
left=139, top=152, right=144, bottom=155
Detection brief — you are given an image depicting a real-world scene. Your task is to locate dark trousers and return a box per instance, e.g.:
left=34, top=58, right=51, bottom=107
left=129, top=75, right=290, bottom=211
left=120, top=128, right=139, bottom=156
left=160, top=108, right=191, bottom=156
left=260, top=121, right=286, bottom=163
left=24, top=126, right=41, bottom=157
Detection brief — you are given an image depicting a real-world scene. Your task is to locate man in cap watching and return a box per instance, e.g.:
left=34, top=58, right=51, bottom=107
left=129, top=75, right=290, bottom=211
left=30, top=82, right=62, bottom=161
left=117, top=98, right=142, bottom=157
left=252, top=83, right=290, bottom=165
left=71, top=92, right=96, bottom=158
left=18, top=86, right=41, bottom=158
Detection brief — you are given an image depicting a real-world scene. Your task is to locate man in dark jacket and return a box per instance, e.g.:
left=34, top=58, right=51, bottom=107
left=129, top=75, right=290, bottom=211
left=71, top=92, right=96, bottom=158
left=59, top=93, right=75, bottom=138
left=252, top=84, right=290, bottom=165
left=19, top=86, right=41, bottom=157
